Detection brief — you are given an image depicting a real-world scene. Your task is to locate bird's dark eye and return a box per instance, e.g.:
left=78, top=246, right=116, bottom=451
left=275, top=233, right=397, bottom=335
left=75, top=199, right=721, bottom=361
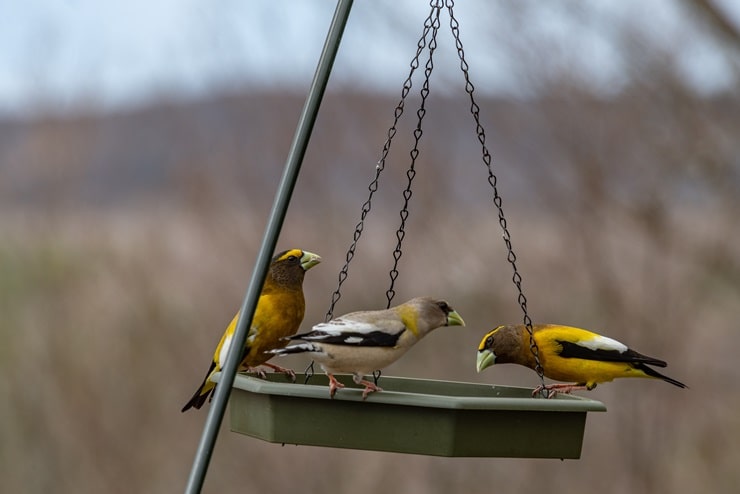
left=437, top=301, right=450, bottom=313
left=287, top=255, right=298, bottom=262
left=486, top=335, right=494, bottom=347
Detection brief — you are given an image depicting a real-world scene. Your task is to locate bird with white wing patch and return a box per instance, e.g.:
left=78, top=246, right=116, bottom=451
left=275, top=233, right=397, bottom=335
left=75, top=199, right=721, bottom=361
left=476, top=324, right=686, bottom=397
left=270, top=296, right=465, bottom=399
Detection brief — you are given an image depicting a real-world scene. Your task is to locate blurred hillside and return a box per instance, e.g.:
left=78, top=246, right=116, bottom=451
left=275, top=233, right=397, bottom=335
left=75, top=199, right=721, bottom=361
left=2, top=2, right=740, bottom=494
left=3, top=87, right=738, bottom=211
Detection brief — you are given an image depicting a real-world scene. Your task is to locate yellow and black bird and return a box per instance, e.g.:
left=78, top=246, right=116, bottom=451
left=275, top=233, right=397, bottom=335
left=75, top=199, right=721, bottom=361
left=476, top=324, right=686, bottom=397
left=181, top=249, right=321, bottom=412
left=271, top=297, right=465, bottom=399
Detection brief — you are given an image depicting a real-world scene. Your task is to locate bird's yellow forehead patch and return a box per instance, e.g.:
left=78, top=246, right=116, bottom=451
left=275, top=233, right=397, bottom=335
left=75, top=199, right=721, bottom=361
left=276, top=249, right=303, bottom=262
left=478, top=326, right=502, bottom=351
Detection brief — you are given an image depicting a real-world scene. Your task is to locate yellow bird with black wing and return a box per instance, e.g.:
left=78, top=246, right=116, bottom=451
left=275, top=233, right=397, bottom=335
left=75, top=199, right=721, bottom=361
left=476, top=324, right=686, bottom=396
left=181, top=249, right=321, bottom=412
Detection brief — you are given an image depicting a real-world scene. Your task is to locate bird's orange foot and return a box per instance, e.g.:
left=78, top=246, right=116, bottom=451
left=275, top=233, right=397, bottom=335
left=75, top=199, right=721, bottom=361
left=245, top=366, right=268, bottom=379
left=532, top=383, right=589, bottom=398
left=328, top=374, right=345, bottom=398
left=358, top=379, right=383, bottom=400
left=262, top=362, right=297, bottom=382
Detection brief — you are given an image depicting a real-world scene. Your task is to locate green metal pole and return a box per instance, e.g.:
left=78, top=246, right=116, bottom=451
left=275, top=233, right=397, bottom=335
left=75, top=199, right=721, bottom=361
left=184, top=1, right=354, bottom=492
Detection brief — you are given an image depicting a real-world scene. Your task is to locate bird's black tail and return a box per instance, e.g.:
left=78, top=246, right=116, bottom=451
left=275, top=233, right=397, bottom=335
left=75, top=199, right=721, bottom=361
left=638, top=363, right=687, bottom=388
left=181, top=362, right=217, bottom=412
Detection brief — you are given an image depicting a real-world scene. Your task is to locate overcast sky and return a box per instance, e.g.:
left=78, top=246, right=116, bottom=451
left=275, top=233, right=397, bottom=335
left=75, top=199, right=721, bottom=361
left=1, top=0, right=738, bottom=115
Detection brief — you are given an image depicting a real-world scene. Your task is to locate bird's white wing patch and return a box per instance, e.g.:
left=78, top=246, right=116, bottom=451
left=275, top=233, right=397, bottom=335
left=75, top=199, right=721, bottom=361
left=577, top=334, right=628, bottom=353
left=312, top=319, right=394, bottom=336
left=219, top=333, right=233, bottom=366
left=246, top=329, right=257, bottom=346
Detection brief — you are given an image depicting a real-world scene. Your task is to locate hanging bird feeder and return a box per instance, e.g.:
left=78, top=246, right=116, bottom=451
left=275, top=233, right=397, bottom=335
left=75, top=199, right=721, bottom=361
left=222, top=373, right=605, bottom=458
left=219, top=0, right=604, bottom=464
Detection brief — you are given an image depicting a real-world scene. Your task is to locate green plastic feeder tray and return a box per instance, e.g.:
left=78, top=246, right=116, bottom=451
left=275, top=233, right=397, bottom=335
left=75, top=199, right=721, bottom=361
left=216, top=372, right=606, bottom=459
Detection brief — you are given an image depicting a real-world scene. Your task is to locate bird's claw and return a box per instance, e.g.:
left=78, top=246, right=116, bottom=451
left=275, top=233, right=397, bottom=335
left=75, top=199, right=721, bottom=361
left=359, top=380, right=383, bottom=400
left=532, top=385, right=557, bottom=399
left=533, top=382, right=588, bottom=398
left=245, top=366, right=268, bottom=380
left=328, top=374, right=345, bottom=399
left=262, top=362, right=297, bottom=382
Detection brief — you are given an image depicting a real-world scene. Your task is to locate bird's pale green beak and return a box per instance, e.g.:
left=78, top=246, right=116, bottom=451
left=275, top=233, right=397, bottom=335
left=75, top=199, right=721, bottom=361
left=446, top=309, right=465, bottom=327
left=476, top=349, right=495, bottom=373
left=300, top=251, right=321, bottom=271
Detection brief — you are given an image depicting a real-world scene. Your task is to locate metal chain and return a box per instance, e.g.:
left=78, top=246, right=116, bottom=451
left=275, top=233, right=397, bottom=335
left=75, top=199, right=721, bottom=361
left=325, top=0, right=444, bottom=322
left=386, top=1, right=442, bottom=308
left=446, top=0, right=548, bottom=397
left=372, top=370, right=382, bottom=385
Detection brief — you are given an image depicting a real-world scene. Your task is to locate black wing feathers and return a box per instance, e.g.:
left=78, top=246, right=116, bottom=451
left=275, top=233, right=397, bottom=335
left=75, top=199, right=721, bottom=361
left=557, top=340, right=667, bottom=367
left=291, top=330, right=403, bottom=347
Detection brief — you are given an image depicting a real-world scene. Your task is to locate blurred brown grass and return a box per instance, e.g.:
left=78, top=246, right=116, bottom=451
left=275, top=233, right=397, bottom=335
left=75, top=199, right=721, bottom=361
left=1, top=185, right=739, bottom=493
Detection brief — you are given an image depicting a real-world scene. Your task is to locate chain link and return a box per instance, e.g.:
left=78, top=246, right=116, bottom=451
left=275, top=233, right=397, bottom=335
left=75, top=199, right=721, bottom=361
left=386, top=1, right=442, bottom=308
left=320, top=0, right=546, bottom=396
left=325, top=0, right=444, bottom=321
left=446, top=0, right=548, bottom=396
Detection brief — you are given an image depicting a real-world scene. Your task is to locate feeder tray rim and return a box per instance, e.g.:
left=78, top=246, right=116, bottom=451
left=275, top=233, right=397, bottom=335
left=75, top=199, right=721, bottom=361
left=214, top=372, right=607, bottom=412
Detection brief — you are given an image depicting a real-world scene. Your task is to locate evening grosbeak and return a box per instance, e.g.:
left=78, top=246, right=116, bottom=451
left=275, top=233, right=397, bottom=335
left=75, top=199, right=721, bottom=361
left=476, top=324, right=686, bottom=397
left=270, top=297, right=465, bottom=399
left=181, top=249, right=321, bottom=412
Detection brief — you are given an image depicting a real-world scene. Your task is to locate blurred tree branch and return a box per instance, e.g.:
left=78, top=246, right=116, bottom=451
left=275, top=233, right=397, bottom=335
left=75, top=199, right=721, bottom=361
left=682, top=0, right=740, bottom=48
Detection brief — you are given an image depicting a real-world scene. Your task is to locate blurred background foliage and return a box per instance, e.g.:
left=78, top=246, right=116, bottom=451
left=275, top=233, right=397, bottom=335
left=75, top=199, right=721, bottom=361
left=1, top=1, right=739, bottom=493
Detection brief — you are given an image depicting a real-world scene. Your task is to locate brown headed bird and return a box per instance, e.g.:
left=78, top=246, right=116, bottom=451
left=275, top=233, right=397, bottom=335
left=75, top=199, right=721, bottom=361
left=477, top=324, right=686, bottom=397
left=181, top=249, right=320, bottom=411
